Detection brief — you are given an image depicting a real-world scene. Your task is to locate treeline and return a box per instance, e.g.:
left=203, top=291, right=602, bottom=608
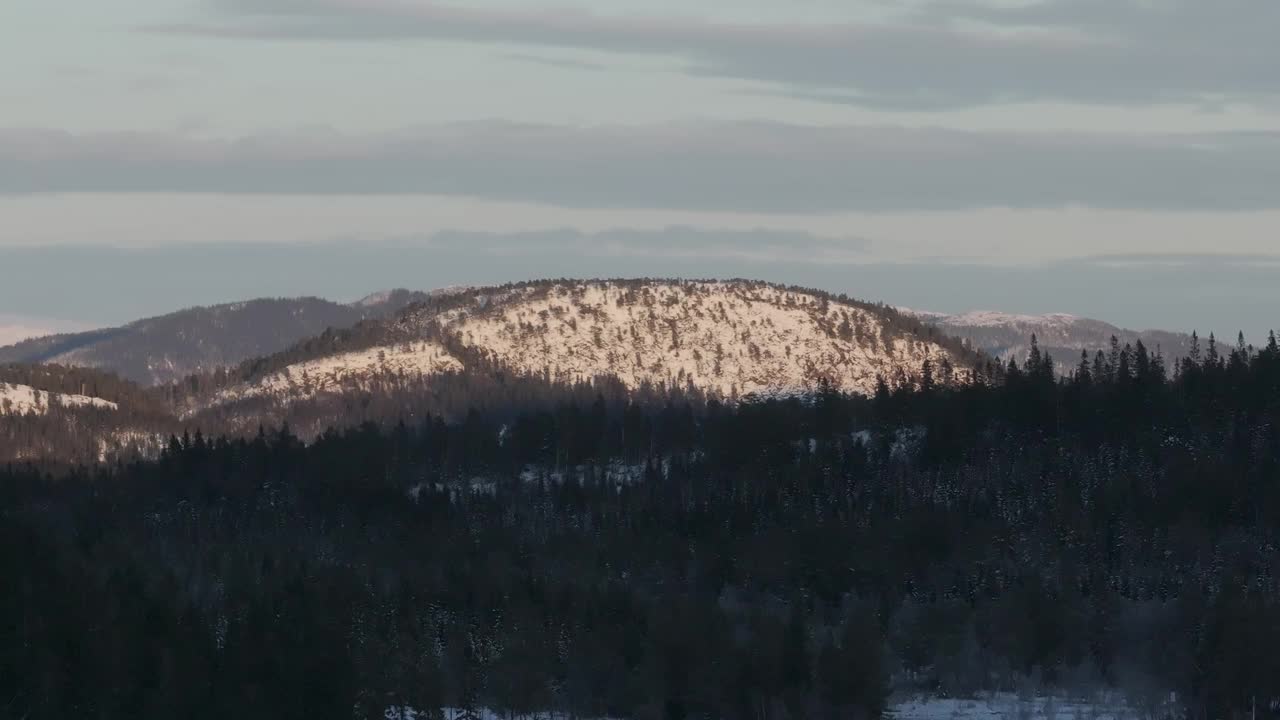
left=181, top=366, right=714, bottom=443
left=0, top=363, right=174, bottom=466
left=0, top=362, right=169, bottom=414
left=2, top=331, right=1279, bottom=718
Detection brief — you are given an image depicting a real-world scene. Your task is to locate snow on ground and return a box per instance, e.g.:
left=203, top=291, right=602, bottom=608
left=96, top=429, right=166, bottom=463
left=894, top=693, right=1155, bottom=720
left=897, top=307, right=953, bottom=321
left=940, top=312, right=1081, bottom=329
left=197, top=280, right=965, bottom=414
left=0, top=382, right=118, bottom=415
left=427, top=281, right=957, bottom=397
left=191, top=281, right=965, bottom=414
left=390, top=710, right=620, bottom=720
left=899, top=308, right=1082, bottom=330
left=384, top=695, right=1145, bottom=720
left=209, top=341, right=462, bottom=409
left=517, top=459, right=658, bottom=486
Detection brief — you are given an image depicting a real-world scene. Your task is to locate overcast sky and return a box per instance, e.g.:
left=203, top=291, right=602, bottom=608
left=3, top=0, right=1278, bottom=339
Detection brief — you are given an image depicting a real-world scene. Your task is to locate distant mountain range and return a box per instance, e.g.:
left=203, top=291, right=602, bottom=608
left=0, top=277, right=1225, bottom=465
left=0, top=282, right=1204, bottom=395
left=2, top=279, right=983, bottom=461
left=903, top=309, right=1195, bottom=371
left=0, top=290, right=437, bottom=386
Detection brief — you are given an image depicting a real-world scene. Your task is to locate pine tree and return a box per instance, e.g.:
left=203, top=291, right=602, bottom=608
left=1134, top=340, right=1152, bottom=384
left=1093, top=350, right=1108, bottom=382
left=1028, top=335, right=1044, bottom=376
left=1107, top=336, right=1122, bottom=382
left=1076, top=350, right=1093, bottom=386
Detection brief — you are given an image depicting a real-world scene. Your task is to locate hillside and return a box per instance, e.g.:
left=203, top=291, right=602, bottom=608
left=0, top=382, right=118, bottom=415
left=0, top=363, right=173, bottom=464
left=905, top=309, right=1194, bottom=370
left=0, top=291, right=432, bottom=386
left=191, top=279, right=983, bottom=419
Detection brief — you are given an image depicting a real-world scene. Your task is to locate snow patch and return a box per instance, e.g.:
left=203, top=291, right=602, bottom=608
left=424, top=281, right=960, bottom=398
left=208, top=341, right=462, bottom=409
left=0, top=382, right=119, bottom=415
left=893, top=693, right=1146, bottom=720
left=902, top=308, right=1082, bottom=329
left=204, top=281, right=968, bottom=413
left=385, top=695, right=1141, bottom=720
left=96, top=429, right=165, bottom=462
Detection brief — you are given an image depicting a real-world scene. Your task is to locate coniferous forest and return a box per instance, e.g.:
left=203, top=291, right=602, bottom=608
left=4, top=334, right=1280, bottom=719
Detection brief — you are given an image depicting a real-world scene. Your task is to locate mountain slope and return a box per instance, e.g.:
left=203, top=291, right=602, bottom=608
left=0, top=382, right=118, bottom=415
left=424, top=281, right=970, bottom=397
left=195, top=279, right=981, bottom=418
left=0, top=291, right=433, bottom=386
left=0, top=363, right=174, bottom=464
left=905, top=309, right=1194, bottom=370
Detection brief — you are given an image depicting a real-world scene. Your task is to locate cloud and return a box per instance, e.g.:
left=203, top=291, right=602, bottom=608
left=500, top=52, right=613, bottom=73
left=146, top=0, right=1280, bottom=110
left=4, top=122, right=1280, bottom=212
left=421, top=227, right=871, bottom=262
left=1068, top=253, right=1280, bottom=269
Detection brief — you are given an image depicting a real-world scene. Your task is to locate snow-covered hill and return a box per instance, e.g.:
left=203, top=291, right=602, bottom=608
left=202, top=280, right=976, bottom=413
left=0, top=381, right=119, bottom=415
left=212, top=340, right=463, bottom=407
left=423, top=281, right=965, bottom=397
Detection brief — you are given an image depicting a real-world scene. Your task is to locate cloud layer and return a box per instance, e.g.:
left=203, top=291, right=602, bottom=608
left=4, top=123, right=1279, bottom=212
left=151, top=0, right=1280, bottom=110
left=424, top=227, right=870, bottom=262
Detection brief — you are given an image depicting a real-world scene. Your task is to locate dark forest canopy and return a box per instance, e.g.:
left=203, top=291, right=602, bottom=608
left=2, top=330, right=1280, bottom=719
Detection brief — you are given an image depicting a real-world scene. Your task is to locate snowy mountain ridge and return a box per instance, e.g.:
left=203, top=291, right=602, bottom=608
left=900, top=307, right=1194, bottom=368
left=201, top=279, right=977, bottom=413
left=942, top=311, right=1081, bottom=329
left=211, top=341, right=464, bottom=408
left=900, top=308, right=1083, bottom=328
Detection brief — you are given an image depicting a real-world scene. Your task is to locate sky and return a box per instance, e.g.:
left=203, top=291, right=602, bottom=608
left=2, top=0, right=1278, bottom=340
